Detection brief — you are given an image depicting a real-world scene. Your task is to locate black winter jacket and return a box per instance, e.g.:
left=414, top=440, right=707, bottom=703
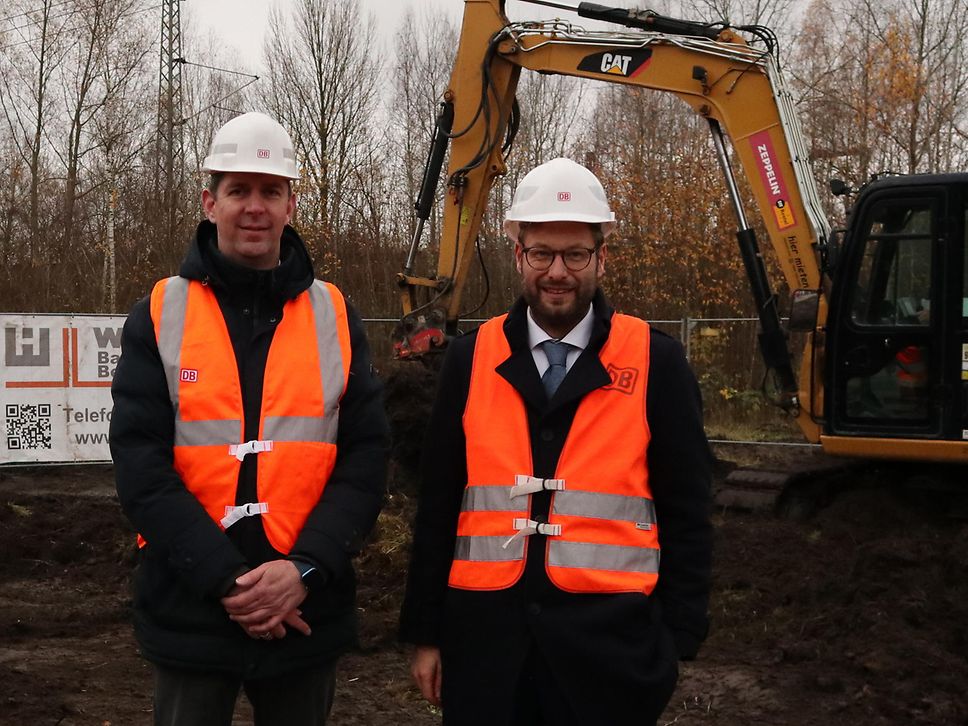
left=399, top=292, right=712, bottom=724
left=110, top=221, right=389, bottom=677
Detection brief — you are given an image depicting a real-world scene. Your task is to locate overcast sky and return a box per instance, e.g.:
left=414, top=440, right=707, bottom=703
left=186, top=0, right=572, bottom=71
left=187, top=0, right=423, bottom=58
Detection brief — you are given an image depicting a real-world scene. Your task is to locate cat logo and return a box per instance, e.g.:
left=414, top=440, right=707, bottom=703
left=601, top=53, right=632, bottom=75
left=577, top=49, right=652, bottom=78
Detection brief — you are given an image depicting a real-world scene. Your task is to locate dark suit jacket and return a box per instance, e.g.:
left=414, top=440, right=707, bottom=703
left=399, top=291, right=712, bottom=725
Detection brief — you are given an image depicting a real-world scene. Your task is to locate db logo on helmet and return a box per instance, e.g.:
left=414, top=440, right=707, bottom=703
left=257, top=149, right=271, bottom=159
left=557, top=192, right=571, bottom=201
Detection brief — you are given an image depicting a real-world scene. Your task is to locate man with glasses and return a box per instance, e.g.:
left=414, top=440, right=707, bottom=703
left=400, top=157, right=712, bottom=725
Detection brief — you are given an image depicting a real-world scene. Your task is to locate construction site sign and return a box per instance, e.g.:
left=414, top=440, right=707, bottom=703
left=1, top=314, right=123, bottom=464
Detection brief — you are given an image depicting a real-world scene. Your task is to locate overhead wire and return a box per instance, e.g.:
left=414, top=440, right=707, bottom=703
left=178, top=77, right=259, bottom=124
left=179, top=59, right=258, bottom=79
left=175, top=58, right=260, bottom=123
left=214, top=104, right=246, bottom=116
left=0, top=1, right=84, bottom=52
left=0, top=1, right=159, bottom=52
left=0, top=0, right=75, bottom=28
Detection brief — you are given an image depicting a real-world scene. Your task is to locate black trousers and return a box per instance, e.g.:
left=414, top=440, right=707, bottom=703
left=509, top=645, right=676, bottom=726
left=443, top=640, right=678, bottom=726
left=153, top=661, right=337, bottom=726
left=510, top=646, right=586, bottom=726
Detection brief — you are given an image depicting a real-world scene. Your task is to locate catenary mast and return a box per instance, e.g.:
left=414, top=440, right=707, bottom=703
left=157, top=0, right=184, bottom=262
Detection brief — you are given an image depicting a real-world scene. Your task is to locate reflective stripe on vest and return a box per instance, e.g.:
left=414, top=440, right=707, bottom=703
left=450, top=313, right=660, bottom=595
left=144, top=276, right=351, bottom=553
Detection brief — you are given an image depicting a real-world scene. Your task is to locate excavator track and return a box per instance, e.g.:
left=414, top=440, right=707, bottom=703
left=714, top=445, right=968, bottom=520
left=713, top=446, right=862, bottom=519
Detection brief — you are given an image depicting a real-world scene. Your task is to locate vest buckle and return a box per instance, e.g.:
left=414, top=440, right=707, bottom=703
left=221, top=501, right=269, bottom=529
left=509, top=474, right=566, bottom=498
left=502, top=516, right=562, bottom=549
left=228, top=439, right=274, bottom=461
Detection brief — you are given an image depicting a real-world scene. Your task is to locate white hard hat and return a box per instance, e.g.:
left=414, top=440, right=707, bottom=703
left=504, top=157, right=616, bottom=242
left=202, top=112, right=299, bottom=180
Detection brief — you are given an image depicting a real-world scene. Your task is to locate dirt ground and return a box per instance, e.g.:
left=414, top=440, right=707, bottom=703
left=2, top=438, right=967, bottom=724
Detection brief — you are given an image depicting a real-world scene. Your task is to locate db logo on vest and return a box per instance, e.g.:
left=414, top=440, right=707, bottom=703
left=604, top=364, right=639, bottom=394
left=180, top=368, right=199, bottom=383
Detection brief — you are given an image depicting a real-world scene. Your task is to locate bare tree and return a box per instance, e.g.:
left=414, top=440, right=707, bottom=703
left=793, top=0, right=968, bottom=194
left=262, top=0, right=380, bottom=262
left=90, top=2, right=155, bottom=311
left=0, top=136, right=26, bottom=266
left=44, top=0, right=153, bottom=308
left=389, top=5, right=458, bottom=251
left=680, top=0, right=799, bottom=30
left=0, top=0, right=71, bottom=280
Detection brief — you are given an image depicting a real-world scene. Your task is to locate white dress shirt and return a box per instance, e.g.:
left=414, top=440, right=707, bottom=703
left=527, top=305, right=594, bottom=377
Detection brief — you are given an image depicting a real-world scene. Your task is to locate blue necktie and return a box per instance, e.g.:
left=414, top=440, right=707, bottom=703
left=541, top=340, right=570, bottom=398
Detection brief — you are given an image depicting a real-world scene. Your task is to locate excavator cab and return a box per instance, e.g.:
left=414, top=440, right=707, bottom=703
left=824, top=174, right=968, bottom=449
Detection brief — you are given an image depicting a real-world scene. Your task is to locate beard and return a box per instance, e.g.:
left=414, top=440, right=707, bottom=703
left=521, top=277, right=597, bottom=338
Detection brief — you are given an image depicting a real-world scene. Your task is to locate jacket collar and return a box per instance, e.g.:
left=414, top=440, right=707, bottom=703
left=178, top=220, right=315, bottom=304
left=495, top=290, right=614, bottom=412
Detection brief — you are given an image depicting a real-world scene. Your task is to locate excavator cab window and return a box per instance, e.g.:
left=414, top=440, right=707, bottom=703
left=849, top=202, right=933, bottom=328
left=828, top=192, right=942, bottom=434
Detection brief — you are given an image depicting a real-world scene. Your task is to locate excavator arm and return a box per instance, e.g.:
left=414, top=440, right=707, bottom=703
left=396, top=0, right=832, bottom=438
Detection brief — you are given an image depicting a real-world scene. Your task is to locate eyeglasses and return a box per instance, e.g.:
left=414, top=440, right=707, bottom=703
left=521, top=246, right=598, bottom=271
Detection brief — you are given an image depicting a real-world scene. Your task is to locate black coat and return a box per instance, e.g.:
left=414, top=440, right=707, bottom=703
left=399, top=292, right=712, bottom=725
left=110, top=221, right=389, bottom=677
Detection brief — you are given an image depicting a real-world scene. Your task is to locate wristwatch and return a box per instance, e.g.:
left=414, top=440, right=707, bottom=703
left=291, top=559, right=325, bottom=592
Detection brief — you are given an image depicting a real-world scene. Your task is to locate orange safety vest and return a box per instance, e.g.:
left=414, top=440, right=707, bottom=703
left=145, top=276, right=351, bottom=553
left=449, top=313, right=659, bottom=595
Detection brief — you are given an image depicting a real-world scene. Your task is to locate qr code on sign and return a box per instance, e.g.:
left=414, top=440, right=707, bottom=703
left=5, top=403, right=53, bottom=450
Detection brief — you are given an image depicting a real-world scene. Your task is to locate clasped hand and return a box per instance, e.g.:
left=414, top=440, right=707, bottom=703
left=221, top=559, right=311, bottom=640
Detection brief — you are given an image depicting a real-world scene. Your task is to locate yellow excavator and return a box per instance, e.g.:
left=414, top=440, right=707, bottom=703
left=395, top=0, right=968, bottom=465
